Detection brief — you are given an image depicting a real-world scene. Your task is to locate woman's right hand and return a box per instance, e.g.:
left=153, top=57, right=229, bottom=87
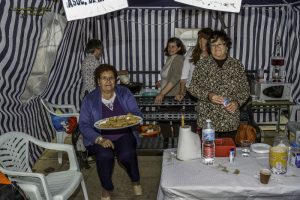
left=99, top=138, right=115, bottom=149
left=175, top=93, right=185, bottom=101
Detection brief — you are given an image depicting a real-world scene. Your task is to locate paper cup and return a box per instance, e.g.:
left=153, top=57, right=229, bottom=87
left=260, top=169, right=271, bottom=184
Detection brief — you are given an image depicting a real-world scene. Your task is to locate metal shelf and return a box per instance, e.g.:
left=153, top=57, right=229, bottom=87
left=142, top=112, right=197, bottom=121
left=136, top=96, right=197, bottom=106
left=137, top=96, right=197, bottom=122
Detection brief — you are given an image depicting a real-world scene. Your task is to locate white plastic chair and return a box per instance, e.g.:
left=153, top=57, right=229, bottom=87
left=40, top=98, right=80, bottom=164
left=0, top=131, right=89, bottom=200
left=286, top=105, right=300, bottom=144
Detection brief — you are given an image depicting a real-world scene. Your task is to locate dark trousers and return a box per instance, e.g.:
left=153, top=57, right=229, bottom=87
left=86, top=133, right=140, bottom=191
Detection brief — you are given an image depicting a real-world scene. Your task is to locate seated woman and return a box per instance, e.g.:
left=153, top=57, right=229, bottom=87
left=79, top=64, right=142, bottom=200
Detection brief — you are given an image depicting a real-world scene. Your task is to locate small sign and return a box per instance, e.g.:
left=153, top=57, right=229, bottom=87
left=175, top=0, right=242, bottom=13
left=62, top=0, right=128, bottom=21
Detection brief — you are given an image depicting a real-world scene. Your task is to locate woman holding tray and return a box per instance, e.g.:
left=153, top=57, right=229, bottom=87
left=79, top=64, right=143, bottom=200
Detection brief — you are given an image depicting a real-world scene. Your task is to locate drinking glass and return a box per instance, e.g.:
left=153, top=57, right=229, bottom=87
left=240, top=140, right=252, bottom=157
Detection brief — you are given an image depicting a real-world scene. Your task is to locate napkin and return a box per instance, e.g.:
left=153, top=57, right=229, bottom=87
left=177, top=125, right=201, bottom=161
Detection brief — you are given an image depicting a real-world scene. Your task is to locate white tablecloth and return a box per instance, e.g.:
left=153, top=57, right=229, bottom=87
left=157, top=148, right=300, bottom=200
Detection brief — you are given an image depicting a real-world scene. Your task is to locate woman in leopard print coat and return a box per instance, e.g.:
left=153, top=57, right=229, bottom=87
left=188, top=30, right=250, bottom=138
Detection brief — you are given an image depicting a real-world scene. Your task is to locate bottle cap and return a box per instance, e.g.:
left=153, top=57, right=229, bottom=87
left=223, top=98, right=229, bottom=106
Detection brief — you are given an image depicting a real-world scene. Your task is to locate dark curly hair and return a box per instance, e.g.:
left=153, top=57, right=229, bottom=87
left=86, top=39, right=103, bottom=54
left=190, top=27, right=213, bottom=65
left=164, top=37, right=186, bottom=56
left=209, top=30, right=232, bottom=51
left=94, top=64, right=118, bottom=87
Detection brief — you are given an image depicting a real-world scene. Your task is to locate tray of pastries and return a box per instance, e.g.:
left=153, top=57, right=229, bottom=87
left=94, top=114, right=142, bottom=130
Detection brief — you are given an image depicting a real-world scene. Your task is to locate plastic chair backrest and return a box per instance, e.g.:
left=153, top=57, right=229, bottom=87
left=0, top=132, right=32, bottom=173
left=40, top=99, right=56, bottom=115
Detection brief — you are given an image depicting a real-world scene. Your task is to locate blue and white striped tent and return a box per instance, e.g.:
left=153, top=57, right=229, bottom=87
left=1, top=0, right=300, bottom=161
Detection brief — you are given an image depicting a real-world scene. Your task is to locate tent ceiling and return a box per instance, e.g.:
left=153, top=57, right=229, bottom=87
left=128, top=0, right=299, bottom=7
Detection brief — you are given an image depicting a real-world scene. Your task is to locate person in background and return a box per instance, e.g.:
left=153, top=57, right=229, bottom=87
left=175, top=28, right=213, bottom=102
left=154, top=37, right=186, bottom=104
left=79, top=64, right=142, bottom=200
left=81, top=39, right=103, bottom=100
left=154, top=37, right=186, bottom=138
left=188, top=30, right=250, bottom=141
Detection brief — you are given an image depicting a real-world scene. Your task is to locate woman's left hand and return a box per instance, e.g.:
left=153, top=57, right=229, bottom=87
left=208, top=93, right=224, bottom=105
left=174, top=94, right=184, bottom=101
left=224, top=101, right=238, bottom=113
left=99, top=138, right=115, bottom=149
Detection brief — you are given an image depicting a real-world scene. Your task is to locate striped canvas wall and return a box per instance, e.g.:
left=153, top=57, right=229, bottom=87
left=91, top=6, right=300, bottom=100
left=0, top=0, right=65, bottom=162
left=0, top=1, right=300, bottom=162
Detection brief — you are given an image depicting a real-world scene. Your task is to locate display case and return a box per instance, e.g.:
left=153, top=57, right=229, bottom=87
left=135, top=96, right=197, bottom=153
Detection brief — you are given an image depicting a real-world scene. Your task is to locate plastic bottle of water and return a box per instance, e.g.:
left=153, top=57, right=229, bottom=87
left=202, top=119, right=215, bottom=165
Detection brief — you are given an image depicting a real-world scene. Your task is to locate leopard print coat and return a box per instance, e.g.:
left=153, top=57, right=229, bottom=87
left=188, top=56, right=250, bottom=132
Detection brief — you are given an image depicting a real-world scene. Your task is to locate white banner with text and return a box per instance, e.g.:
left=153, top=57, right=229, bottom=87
left=62, top=0, right=128, bottom=21
left=175, top=0, right=242, bottom=13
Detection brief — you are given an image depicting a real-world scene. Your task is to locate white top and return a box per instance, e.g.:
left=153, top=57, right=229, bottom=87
left=181, top=48, right=197, bottom=87
left=102, top=92, right=116, bottom=111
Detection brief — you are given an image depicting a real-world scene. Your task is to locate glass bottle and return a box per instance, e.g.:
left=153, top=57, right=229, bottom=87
left=273, top=131, right=289, bottom=147
left=269, top=132, right=289, bottom=174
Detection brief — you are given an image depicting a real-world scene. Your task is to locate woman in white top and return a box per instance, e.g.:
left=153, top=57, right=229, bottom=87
left=175, top=28, right=213, bottom=101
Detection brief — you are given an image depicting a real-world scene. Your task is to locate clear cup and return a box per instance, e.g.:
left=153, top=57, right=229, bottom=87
left=256, top=68, right=264, bottom=82
left=250, top=95, right=258, bottom=101
left=240, top=140, right=252, bottom=157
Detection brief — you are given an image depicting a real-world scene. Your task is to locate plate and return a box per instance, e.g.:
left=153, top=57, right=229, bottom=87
left=251, top=143, right=271, bottom=154
left=141, top=131, right=159, bottom=137
left=94, top=115, right=142, bottom=130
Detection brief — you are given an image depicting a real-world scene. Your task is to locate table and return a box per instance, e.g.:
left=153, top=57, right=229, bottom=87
left=157, top=148, right=300, bottom=200
left=250, top=100, right=293, bottom=133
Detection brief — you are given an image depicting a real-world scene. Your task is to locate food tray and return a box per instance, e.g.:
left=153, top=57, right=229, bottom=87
left=94, top=115, right=142, bottom=130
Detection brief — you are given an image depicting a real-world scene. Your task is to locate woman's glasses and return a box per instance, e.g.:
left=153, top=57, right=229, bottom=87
left=100, top=76, right=115, bottom=82
left=210, top=43, right=226, bottom=48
